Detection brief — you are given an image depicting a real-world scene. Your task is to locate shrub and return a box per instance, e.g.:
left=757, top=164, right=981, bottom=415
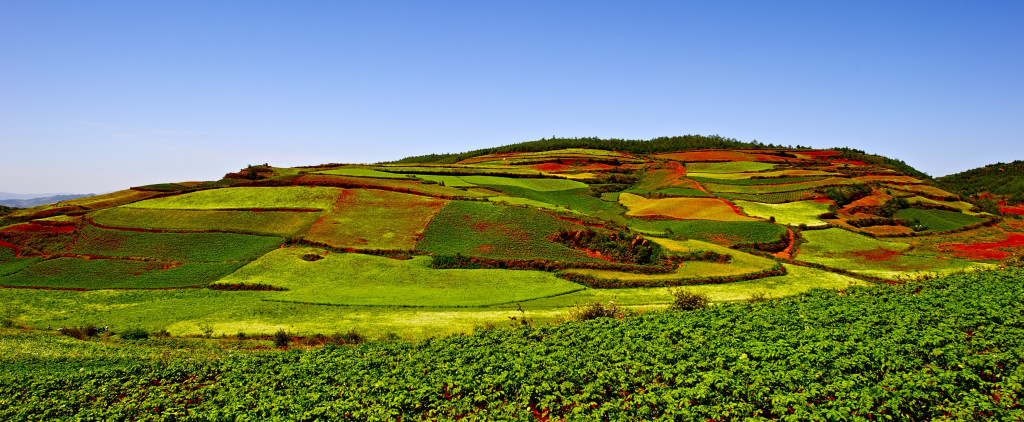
left=569, top=301, right=627, bottom=321
left=747, top=291, right=772, bottom=303
left=331, top=329, right=366, bottom=345
left=379, top=332, right=401, bottom=341
left=273, top=329, right=291, bottom=347
left=58, top=325, right=103, bottom=341
left=152, top=329, right=172, bottom=338
left=670, top=290, right=710, bottom=311
left=119, top=327, right=149, bottom=341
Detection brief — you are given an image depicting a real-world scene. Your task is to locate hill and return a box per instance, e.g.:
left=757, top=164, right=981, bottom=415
left=937, top=160, right=1024, bottom=213
left=0, top=138, right=1021, bottom=341
left=0, top=193, right=94, bottom=208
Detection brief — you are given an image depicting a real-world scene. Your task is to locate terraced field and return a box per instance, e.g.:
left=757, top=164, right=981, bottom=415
left=0, top=141, right=1015, bottom=341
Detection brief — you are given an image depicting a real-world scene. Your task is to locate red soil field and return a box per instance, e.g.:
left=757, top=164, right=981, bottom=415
left=940, top=233, right=1024, bottom=260
left=830, top=159, right=868, bottom=166
left=1000, top=206, right=1024, bottom=216
left=798, top=151, right=841, bottom=158
left=0, top=223, right=77, bottom=235
left=582, top=163, right=616, bottom=170
left=532, top=163, right=570, bottom=172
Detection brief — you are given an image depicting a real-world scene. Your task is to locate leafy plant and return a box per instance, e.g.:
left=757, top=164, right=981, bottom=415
left=670, top=289, right=709, bottom=310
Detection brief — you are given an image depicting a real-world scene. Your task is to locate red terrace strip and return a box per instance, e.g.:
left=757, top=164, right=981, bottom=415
left=0, top=223, right=77, bottom=234
left=718, top=198, right=747, bottom=216
left=941, top=233, right=1024, bottom=260
left=800, top=150, right=841, bottom=157
left=582, top=163, right=615, bottom=170
left=532, top=163, right=570, bottom=172
left=543, top=212, right=608, bottom=229
left=830, top=159, right=868, bottom=166
left=1000, top=206, right=1024, bottom=216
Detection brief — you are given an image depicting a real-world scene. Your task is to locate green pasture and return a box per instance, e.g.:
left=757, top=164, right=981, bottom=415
left=0, top=262, right=867, bottom=340
left=685, top=170, right=836, bottom=180
left=316, top=168, right=411, bottom=179
left=413, top=174, right=478, bottom=187
left=688, top=175, right=823, bottom=185
left=300, top=189, right=446, bottom=251
left=375, top=165, right=541, bottom=176
left=125, top=186, right=344, bottom=210
left=0, top=258, right=245, bottom=289
left=733, top=200, right=831, bottom=227
left=295, top=174, right=493, bottom=199
left=216, top=247, right=585, bottom=307
left=700, top=178, right=859, bottom=194
left=69, top=224, right=284, bottom=262
left=90, top=208, right=322, bottom=237
left=630, top=219, right=787, bottom=246
left=715, top=190, right=820, bottom=204
left=477, top=184, right=627, bottom=223
left=458, top=175, right=588, bottom=191
left=418, top=201, right=598, bottom=262
left=896, top=208, right=985, bottom=232
left=684, top=161, right=776, bottom=173
left=905, top=196, right=980, bottom=214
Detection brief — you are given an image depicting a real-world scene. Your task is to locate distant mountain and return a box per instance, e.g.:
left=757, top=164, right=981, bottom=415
left=936, top=160, right=1024, bottom=204
left=0, top=194, right=94, bottom=208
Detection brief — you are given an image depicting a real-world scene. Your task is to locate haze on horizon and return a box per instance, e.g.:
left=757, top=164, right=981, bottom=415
left=1, top=1, right=1021, bottom=194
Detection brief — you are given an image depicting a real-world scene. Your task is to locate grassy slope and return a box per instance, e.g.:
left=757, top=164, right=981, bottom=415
left=125, top=186, right=344, bottom=210
left=214, top=246, right=585, bottom=307
left=732, top=200, right=830, bottom=227
left=90, top=207, right=323, bottom=236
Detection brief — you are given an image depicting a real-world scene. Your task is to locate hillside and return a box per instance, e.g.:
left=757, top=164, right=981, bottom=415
left=0, top=193, right=94, bottom=209
left=1, top=139, right=1022, bottom=339
left=937, top=160, right=1024, bottom=214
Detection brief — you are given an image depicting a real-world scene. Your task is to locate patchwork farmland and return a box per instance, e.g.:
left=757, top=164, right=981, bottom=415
left=2, top=139, right=1020, bottom=340
left=3, top=137, right=1023, bottom=420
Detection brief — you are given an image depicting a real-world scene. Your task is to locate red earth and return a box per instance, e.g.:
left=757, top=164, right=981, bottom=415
left=940, top=233, right=1024, bottom=260
left=830, top=159, right=868, bottom=166
left=0, top=222, right=77, bottom=235
left=532, top=163, right=570, bottom=172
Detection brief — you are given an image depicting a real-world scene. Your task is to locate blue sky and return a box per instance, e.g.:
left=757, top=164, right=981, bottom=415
left=2, top=1, right=1021, bottom=194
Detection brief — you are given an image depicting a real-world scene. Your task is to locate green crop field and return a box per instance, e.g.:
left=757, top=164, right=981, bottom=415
left=125, top=186, right=344, bottom=210
left=316, top=168, right=411, bottom=179
left=294, top=174, right=493, bottom=199
left=479, top=184, right=627, bottom=223
left=417, top=201, right=600, bottom=262
left=630, top=219, right=787, bottom=246
left=688, top=175, right=823, bottom=185
left=301, top=189, right=447, bottom=250
left=700, top=177, right=859, bottom=194
left=619, top=193, right=757, bottom=221
left=0, top=258, right=245, bottom=289
left=215, top=246, right=585, bottom=307
left=715, top=190, right=820, bottom=204
left=0, top=248, right=40, bottom=278
left=685, top=169, right=836, bottom=180
left=411, top=174, right=479, bottom=187
left=732, top=199, right=831, bottom=227
left=458, top=175, right=589, bottom=191
left=684, top=161, right=776, bottom=173
left=68, top=224, right=283, bottom=262
left=896, top=208, right=986, bottom=232
left=90, top=207, right=323, bottom=236
left=796, top=228, right=982, bottom=277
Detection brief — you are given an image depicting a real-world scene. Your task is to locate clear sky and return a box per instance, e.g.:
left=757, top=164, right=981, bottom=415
left=2, top=1, right=1021, bottom=194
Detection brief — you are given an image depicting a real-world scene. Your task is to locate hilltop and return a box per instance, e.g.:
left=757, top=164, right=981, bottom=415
left=0, top=136, right=1021, bottom=338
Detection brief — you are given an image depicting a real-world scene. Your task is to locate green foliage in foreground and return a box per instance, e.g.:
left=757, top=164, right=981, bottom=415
left=1, top=269, right=1021, bottom=420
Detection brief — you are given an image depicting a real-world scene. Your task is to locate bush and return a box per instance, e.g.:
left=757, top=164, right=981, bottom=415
left=331, top=329, right=366, bottom=345
left=58, top=325, right=104, bottom=340
left=273, top=329, right=291, bottom=347
left=670, top=290, right=710, bottom=311
left=747, top=291, right=772, bottom=303
left=569, top=301, right=627, bottom=321
left=119, top=327, right=149, bottom=340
